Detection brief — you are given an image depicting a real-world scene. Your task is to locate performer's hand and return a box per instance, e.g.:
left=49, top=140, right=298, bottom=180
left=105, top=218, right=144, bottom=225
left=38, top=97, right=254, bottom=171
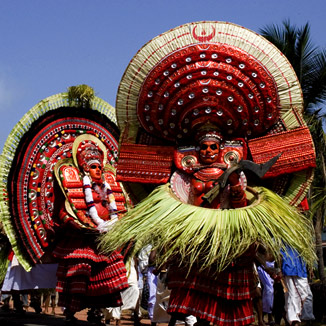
left=66, top=220, right=82, bottom=230
left=228, top=171, right=240, bottom=186
left=152, top=268, right=160, bottom=275
left=273, top=271, right=283, bottom=282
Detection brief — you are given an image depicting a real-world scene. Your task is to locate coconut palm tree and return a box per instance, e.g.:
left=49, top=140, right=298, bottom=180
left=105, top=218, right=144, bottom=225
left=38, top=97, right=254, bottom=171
left=260, top=20, right=326, bottom=281
left=260, top=20, right=326, bottom=110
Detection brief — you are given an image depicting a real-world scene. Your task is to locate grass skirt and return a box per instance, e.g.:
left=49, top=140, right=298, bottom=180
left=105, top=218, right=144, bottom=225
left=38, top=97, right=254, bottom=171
left=100, top=184, right=315, bottom=272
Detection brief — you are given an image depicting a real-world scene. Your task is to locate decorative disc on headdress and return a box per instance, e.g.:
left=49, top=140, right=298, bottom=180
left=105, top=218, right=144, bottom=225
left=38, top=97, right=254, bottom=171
left=116, top=21, right=303, bottom=142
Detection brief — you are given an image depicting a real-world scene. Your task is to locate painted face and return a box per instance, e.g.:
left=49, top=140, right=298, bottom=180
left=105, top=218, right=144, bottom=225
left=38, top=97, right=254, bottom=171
left=89, top=163, right=103, bottom=182
left=199, top=140, right=220, bottom=164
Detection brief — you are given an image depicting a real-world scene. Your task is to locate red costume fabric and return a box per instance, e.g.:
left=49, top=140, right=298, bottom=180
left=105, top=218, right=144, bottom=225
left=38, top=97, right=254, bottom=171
left=166, top=133, right=251, bottom=324
left=167, top=248, right=256, bottom=326
left=53, top=230, right=128, bottom=313
left=52, top=135, right=129, bottom=314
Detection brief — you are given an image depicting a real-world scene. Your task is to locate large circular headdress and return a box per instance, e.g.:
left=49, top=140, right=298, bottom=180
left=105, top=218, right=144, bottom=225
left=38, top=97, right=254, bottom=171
left=115, top=21, right=315, bottom=209
left=0, top=85, right=120, bottom=270
left=116, top=21, right=304, bottom=143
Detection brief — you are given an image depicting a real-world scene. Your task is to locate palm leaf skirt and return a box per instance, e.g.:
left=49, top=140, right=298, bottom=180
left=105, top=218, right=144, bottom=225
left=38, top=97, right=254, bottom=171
left=99, top=184, right=315, bottom=272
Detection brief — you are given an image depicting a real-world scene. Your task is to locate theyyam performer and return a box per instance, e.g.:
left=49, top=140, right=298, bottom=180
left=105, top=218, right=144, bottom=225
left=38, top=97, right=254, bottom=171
left=0, top=85, right=130, bottom=324
left=99, top=21, right=317, bottom=326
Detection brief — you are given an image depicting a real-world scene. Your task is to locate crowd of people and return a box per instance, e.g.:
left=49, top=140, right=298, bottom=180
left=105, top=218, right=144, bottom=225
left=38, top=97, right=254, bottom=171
left=0, top=242, right=317, bottom=326
left=253, top=247, right=316, bottom=326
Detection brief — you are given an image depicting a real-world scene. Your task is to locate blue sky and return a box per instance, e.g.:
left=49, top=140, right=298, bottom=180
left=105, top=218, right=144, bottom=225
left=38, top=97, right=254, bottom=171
left=1, top=0, right=326, bottom=151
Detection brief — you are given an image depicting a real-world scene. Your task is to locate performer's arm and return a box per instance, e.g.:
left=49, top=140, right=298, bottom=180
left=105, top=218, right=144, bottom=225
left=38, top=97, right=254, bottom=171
left=228, top=172, right=247, bottom=208
left=58, top=206, right=82, bottom=230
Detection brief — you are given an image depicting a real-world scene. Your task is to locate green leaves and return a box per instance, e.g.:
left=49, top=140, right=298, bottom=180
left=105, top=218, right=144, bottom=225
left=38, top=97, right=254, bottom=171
left=99, top=184, right=316, bottom=273
left=67, top=84, right=95, bottom=107
left=260, top=20, right=326, bottom=110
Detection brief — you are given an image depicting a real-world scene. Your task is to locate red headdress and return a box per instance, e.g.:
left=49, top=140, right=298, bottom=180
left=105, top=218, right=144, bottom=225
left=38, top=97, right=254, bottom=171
left=72, top=134, right=107, bottom=172
left=194, top=122, right=223, bottom=144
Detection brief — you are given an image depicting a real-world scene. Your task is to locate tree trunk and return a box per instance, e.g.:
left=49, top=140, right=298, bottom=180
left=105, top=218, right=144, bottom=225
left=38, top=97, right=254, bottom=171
left=315, top=207, right=325, bottom=282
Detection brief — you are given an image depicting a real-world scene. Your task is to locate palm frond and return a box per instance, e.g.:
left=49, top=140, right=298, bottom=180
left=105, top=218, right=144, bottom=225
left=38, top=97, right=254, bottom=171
left=99, top=184, right=316, bottom=273
left=67, top=84, right=95, bottom=107
left=259, top=21, right=288, bottom=53
left=302, top=50, right=326, bottom=107
left=310, top=187, right=326, bottom=211
left=260, top=20, right=326, bottom=111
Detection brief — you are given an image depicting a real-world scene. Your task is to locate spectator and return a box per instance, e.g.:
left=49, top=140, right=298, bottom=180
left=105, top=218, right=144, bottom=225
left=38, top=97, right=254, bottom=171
left=103, top=258, right=140, bottom=326
left=257, top=256, right=275, bottom=325
left=281, top=246, right=310, bottom=326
